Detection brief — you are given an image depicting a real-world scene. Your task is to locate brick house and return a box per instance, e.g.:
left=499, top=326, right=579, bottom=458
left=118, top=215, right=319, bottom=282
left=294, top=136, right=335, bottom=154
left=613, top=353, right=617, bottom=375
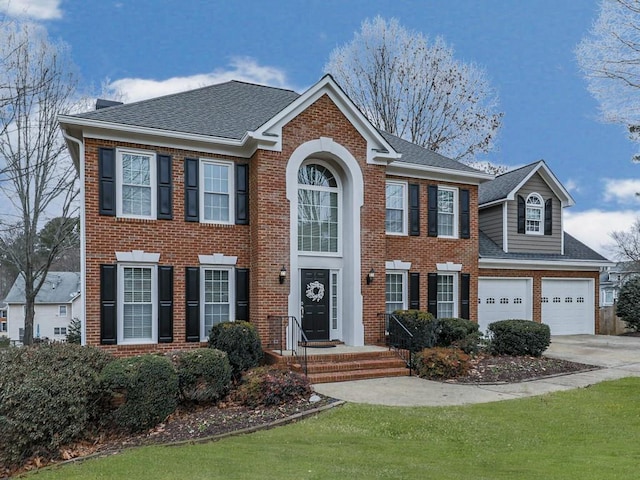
left=58, top=75, right=608, bottom=357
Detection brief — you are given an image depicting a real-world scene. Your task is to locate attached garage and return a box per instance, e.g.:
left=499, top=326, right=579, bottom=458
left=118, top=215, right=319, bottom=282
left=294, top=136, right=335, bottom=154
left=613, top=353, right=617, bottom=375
left=478, top=278, right=532, bottom=332
left=541, top=278, right=594, bottom=335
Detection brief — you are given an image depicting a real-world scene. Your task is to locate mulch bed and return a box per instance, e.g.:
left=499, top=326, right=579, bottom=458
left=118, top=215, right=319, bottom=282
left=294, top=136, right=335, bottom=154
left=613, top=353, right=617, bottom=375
left=451, top=354, right=599, bottom=384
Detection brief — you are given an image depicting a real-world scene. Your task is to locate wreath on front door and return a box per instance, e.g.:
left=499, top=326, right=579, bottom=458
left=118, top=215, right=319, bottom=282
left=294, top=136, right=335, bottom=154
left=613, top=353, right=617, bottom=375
left=305, top=281, right=325, bottom=302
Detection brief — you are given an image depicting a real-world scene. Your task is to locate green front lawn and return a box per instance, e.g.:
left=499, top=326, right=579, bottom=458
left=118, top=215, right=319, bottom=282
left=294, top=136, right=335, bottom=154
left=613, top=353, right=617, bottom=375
left=30, top=378, right=640, bottom=479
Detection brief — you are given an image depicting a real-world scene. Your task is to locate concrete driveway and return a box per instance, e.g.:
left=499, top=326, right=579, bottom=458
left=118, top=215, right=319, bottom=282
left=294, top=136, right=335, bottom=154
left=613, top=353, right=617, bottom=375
left=313, top=335, right=640, bottom=407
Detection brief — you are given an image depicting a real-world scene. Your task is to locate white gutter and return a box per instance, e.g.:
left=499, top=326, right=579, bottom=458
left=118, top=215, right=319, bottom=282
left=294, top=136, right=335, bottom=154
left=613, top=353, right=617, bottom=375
left=386, top=162, right=494, bottom=184
left=61, top=129, right=87, bottom=347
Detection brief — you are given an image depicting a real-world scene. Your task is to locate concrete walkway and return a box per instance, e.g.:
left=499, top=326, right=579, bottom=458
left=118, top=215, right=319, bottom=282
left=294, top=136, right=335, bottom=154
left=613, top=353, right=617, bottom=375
left=313, top=335, right=640, bottom=407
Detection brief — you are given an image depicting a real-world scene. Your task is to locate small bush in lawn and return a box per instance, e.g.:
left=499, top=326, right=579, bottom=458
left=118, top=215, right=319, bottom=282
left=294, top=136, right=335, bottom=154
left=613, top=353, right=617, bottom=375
left=171, top=348, right=232, bottom=404
left=100, top=354, right=178, bottom=432
left=208, top=321, right=263, bottom=377
left=488, top=319, right=551, bottom=357
left=0, top=343, right=113, bottom=466
left=415, top=347, right=470, bottom=380
left=231, top=367, right=312, bottom=408
left=389, top=310, right=440, bottom=352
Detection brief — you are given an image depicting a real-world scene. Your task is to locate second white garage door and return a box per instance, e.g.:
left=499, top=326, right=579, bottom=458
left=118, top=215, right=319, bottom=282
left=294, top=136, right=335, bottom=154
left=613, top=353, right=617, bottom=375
left=478, top=278, right=532, bottom=333
left=541, top=279, right=594, bottom=335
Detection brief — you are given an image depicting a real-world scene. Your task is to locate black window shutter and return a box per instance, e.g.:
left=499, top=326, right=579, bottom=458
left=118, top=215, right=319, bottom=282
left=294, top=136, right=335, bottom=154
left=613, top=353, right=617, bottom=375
left=185, top=267, right=200, bottom=341
left=427, top=272, right=438, bottom=317
left=409, top=272, right=420, bottom=310
left=428, top=185, right=438, bottom=237
left=184, top=158, right=199, bottom=222
left=460, top=273, right=470, bottom=320
left=517, top=195, right=526, bottom=234
left=99, top=148, right=116, bottom=216
left=235, top=164, right=249, bottom=225
left=409, top=184, right=420, bottom=236
left=544, top=198, right=553, bottom=235
left=157, top=154, right=173, bottom=220
left=460, top=189, right=470, bottom=239
left=235, top=268, right=250, bottom=321
left=100, top=264, right=117, bottom=344
left=158, top=266, right=173, bottom=343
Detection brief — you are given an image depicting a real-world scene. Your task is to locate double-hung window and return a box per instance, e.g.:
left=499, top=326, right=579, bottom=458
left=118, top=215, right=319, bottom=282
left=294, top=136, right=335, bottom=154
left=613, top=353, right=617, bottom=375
left=58, top=305, right=67, bottom=317
left=202, top=267, right=233, bottom=338
left=385, top=271, right=406, bottom=313
left=117, top=149, right=156, bottom=219
left=200, top=160, right=234, bottom=224
left=119, top=265, right=157, bottom=343
left=525, top=193, right=543, bottom=234
left=437, top=273, right=456, bottom=318
left=437, top=187, right=457, bottom=238
left=385, top=181, right=407, bottom=235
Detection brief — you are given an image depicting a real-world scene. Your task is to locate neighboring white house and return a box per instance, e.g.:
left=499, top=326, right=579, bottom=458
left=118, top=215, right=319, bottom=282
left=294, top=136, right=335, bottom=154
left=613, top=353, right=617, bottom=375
left=600, top=263, right=640, bottom=307
left=4, top=272, right=82, bottom=343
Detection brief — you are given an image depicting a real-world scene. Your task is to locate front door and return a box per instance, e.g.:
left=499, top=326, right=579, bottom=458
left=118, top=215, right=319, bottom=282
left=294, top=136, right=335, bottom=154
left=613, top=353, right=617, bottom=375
left=301, top=269, right=329, bottom=341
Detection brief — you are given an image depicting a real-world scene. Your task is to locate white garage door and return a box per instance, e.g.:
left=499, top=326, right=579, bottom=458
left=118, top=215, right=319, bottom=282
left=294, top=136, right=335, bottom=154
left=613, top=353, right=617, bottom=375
left=478, top=278, right=532, bottom=333
left=541, top=279, right=594, bottom=335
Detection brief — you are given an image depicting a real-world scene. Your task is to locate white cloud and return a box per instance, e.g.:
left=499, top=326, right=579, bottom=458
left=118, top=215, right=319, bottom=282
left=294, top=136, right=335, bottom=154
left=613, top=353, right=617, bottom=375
left=106, top=58, right=295, bottom=103
left=564, top=178, right=581, bottom=194
left=0, top=0, right=62, bottom=20
left=603, top=178, right=640, bottom=204
left=564, top=209, right=637, bottom=259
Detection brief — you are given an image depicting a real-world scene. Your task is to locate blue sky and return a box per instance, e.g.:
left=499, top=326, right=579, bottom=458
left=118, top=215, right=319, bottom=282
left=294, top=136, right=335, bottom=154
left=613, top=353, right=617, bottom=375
left=2, top=0, right=638, bottom=257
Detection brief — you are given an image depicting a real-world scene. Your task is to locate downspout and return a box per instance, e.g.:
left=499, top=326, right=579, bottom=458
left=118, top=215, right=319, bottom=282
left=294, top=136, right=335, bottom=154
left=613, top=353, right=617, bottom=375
left=61, top=130, right=86, bottom=346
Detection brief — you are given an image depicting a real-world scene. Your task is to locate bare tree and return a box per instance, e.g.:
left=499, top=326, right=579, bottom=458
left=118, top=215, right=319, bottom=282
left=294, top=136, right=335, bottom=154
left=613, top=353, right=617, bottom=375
left=0, top=21, right=79, bottom=345
left=576, top=0, right=640, bottom=161
left=325, top=16, right=503, bottom=162
left=610, top=218, right=640, bottom=264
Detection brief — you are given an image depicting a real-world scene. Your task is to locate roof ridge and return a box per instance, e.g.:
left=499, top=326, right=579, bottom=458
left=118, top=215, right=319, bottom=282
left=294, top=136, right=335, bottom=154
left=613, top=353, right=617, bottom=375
left=494, top=159, right=543, bottom=178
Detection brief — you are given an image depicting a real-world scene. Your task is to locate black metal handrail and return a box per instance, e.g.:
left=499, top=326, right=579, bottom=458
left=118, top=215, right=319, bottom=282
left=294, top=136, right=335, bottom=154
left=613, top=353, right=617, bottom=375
left=378, top=312, right=414, bottom=376
left=266, top=315, right=308, bottom=375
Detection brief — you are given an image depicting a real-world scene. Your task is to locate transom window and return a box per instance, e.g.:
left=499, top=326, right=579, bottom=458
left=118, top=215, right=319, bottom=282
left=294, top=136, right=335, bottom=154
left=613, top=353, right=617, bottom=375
left=200, top=160, right=233, bottom=223
left=297, top=164, right=339, bottom=253
left=437, top=274, right=455, bottom=318
left=438, top=187, right=457, bottom=237
left=525, top=193, right=543, bottom=234
left=122, top=266, right=154, bottom=341
left=385, top=181, right=407, bottom=234
left=118, top=150, right=156, bottom=218
left=385, top=272, right=406, bottom=313
left=202, top=268, right=231, bottom=337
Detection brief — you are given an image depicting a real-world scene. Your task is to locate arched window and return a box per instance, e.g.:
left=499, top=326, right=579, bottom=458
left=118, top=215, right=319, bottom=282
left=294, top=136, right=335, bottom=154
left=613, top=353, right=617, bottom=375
left=297, top=164, right=339, bottom=253
left=525, top=193, right=543, bottom=234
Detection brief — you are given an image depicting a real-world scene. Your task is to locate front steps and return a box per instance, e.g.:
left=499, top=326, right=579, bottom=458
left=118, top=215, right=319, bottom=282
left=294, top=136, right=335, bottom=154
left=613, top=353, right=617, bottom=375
left=265, top=347, right=410, bottom=383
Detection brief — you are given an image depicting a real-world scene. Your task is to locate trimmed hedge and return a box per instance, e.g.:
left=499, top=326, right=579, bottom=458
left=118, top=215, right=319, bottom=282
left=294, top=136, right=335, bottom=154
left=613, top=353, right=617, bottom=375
left=389, top=310, right=439, bottom=352
left=437, top=317, right=479, bottom=346
left=415, top=347, right=470, bottom=380
left=101, top=354, right=179, bottom=432
left=208, top=321, right=263, bottom=377
left=488, top=319, right=550, bottom=357
left=0, top=343, right=113, bottom=466
left=171, top=348, right=232, bottom=403
left=231, top=367, right=312, bottom=408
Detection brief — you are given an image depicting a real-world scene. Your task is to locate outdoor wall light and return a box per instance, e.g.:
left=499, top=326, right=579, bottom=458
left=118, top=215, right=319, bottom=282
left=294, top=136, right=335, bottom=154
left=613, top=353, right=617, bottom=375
left=279, top=265, right=287, bottom=284
left=366, top=268, right=375, bottom=285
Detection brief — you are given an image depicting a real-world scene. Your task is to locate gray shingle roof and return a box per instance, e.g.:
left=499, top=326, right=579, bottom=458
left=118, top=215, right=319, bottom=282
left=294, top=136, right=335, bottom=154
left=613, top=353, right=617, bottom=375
left=478, top=161, right=541, bottom=205
left=74, top=81, right=301, bottom=140
left=379, top=130, right=484, bottom=174
left=4, top=272, right=81, bottom=304
left=479, top=231, right=610, bottom=263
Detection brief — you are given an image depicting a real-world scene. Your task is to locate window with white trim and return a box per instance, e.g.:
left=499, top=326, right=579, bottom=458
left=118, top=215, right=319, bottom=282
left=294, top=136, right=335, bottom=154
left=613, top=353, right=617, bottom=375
left=117, top=149, right=156, bottom=219
left=58, top=305, right=67, bottom=317
left=0, top=321, right=6, bottom=332
left=525, top=193, right=543, bottom=234
left=119, top=265, right=157, bottom=343
left=201, top=267, right=234, bottom=339
left=54, top=327, right=67, bottom=335
left=200, top=160, right=234, bottom=224
left=385, top=271, right=406, bottom=313
left=437, top=273, right=456, bottom=318
left=385, top=181, right=407, bottom=235
left=297, top=163, right=339, bottom=253
left=438, top=187, right=458, bottom=238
